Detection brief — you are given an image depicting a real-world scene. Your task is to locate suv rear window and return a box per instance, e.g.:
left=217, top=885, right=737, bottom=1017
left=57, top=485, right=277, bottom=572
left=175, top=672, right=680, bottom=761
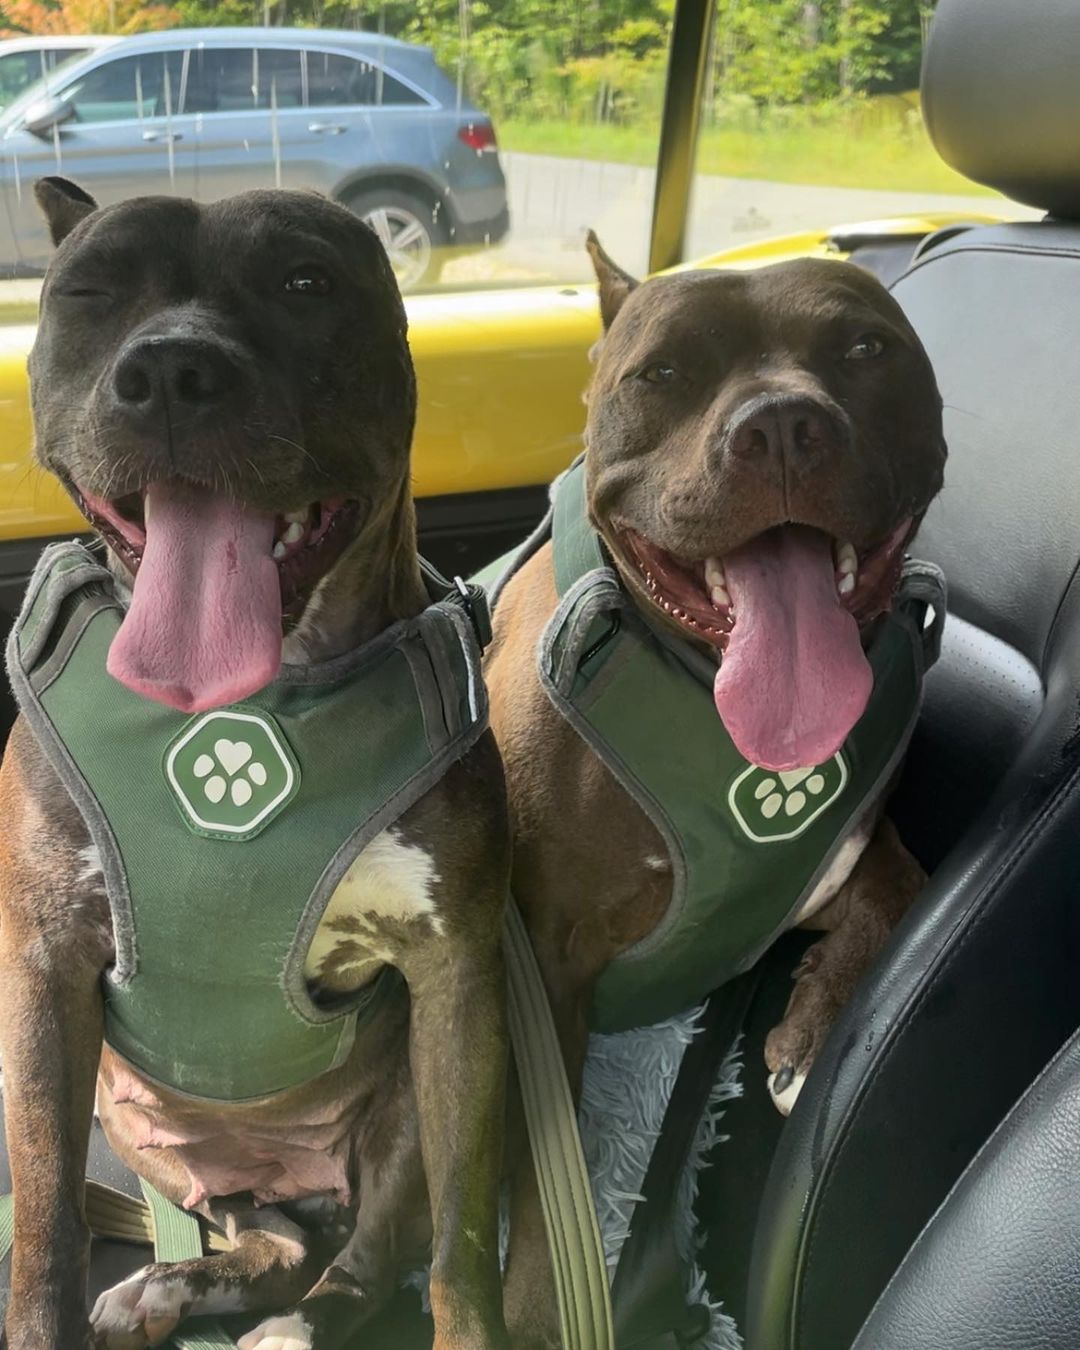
left=304, top=52, right=427, bottom=108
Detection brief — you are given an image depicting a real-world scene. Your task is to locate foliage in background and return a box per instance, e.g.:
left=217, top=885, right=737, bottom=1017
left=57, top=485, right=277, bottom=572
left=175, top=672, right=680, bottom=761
left=0, top=0, right=177, bottom=35
left=0, top=0, right=935, bottom=121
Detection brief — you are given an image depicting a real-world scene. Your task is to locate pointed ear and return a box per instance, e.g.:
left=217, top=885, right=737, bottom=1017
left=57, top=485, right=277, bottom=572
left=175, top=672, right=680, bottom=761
left=586, top=229, right=638, bottom=330
left=34, top=177, right=98, bottom=247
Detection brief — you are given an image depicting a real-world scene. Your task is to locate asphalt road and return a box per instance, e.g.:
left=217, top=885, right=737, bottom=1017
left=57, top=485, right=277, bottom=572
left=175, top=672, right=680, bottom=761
left=445, top=150, right=1038, bottom=284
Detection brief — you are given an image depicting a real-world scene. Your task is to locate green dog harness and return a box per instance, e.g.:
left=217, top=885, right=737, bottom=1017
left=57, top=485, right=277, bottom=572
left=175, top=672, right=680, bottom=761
left=487, top=458, right=946, bottom=1034
left=7, top=541, right=491, bottom=1102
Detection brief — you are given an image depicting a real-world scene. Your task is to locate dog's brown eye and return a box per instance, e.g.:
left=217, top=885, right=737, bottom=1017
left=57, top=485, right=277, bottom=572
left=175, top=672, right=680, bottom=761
left=845, top=334, right=885, bottom=361
left=642, top=364, right=677, bottom=384
left=284, top=268, right=333, bottom=296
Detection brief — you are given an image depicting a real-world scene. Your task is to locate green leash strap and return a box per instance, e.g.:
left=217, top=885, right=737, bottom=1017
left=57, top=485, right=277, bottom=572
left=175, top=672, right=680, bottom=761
left=504, top=901, right=615, bottom=1350
left=0, top=1180, right=231, bottom=1257
left=0, top=1192, right=12, bottom=1266
left=137, top=1180, right=235, bottom=1349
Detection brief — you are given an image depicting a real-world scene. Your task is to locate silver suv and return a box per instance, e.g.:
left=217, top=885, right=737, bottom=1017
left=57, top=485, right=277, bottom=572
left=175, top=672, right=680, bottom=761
left=0, top=27, right=509, bottom=289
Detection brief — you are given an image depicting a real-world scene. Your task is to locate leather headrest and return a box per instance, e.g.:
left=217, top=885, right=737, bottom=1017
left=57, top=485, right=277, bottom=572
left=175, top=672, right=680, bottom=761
left=922, top=0, right=1080, bottom=217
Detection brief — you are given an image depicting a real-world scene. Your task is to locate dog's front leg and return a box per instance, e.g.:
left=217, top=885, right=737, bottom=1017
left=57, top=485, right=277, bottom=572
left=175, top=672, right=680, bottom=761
left=0, top=918, right=104, bottom=1349
left=244, top=924, right=512, bottom=1350
left=765, top=816, right=926, bottom=1114
left=409, top=928, right=510, bottom=1350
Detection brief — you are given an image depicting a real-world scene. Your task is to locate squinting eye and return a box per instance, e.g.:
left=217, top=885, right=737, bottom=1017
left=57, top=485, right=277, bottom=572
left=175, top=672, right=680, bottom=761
left=845, top=334, right=885, bottom=361
left=284, top=268, right=333, bottom=296
left=641, top=364, right=677, bottom=384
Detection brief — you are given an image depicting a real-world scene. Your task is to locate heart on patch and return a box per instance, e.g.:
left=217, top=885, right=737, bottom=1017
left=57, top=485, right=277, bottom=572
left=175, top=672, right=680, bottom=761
left=214, top=738, right=253, bottom=775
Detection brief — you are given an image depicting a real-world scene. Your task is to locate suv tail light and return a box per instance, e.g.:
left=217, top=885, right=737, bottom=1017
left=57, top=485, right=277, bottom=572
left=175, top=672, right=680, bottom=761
left=458, top=121, right=497, bottom=152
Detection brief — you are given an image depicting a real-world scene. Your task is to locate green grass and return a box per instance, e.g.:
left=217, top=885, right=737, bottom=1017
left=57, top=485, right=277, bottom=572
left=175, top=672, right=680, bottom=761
left=0, top=300, right=39, bottom=325
left=499, top=112, right=994, bottom=197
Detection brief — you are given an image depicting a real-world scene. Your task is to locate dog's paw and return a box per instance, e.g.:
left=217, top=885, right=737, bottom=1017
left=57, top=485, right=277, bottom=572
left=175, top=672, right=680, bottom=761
left=764, top=942, right=838, bottom=1116
left=765, top=1064, right=808, bottom=1115
left=90, top=1265, right=193, bottom=1349
left=238, top=1312, right=315, bottom=1350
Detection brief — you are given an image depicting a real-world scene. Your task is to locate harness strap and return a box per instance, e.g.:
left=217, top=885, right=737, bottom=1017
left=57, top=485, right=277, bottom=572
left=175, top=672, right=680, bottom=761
left=504, top=901, right=615, bottom=1350
left=552, top=455, right=603, bottom=596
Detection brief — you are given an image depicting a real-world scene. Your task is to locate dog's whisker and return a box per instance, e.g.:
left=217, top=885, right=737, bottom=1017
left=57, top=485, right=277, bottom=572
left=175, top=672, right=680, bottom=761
left=942, top=402, right=982, bottom=420
left=244, top=457, right=268, bottom=490
left=266, top=433, right=318, bottom=469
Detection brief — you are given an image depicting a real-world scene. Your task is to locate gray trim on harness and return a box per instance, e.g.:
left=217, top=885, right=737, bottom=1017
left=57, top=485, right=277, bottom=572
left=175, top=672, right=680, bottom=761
left=7, top=547, right=141, bottom=983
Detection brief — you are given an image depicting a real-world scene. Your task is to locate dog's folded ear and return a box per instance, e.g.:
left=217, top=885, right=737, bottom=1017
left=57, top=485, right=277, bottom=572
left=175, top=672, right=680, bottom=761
left=34, top=176, right=98, bottom=247
left=586, top=229, right=638, bottom=331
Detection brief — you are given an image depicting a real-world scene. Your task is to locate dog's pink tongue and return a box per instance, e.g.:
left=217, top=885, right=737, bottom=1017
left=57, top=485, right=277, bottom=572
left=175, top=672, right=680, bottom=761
left=107, top=482, right=282, bottom=713
left=714, top=526, right=872, bottom=772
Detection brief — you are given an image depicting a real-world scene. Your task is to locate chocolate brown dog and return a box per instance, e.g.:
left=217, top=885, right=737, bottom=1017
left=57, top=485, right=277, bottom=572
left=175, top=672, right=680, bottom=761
left=0, top=179, right=509, bottom=1350
left=487, top=238, right=945, bottom=1341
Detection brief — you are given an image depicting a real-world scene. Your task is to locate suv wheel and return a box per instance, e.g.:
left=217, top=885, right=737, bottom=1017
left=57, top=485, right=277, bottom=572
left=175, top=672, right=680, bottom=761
left=347, top=189, right=448, bottom=292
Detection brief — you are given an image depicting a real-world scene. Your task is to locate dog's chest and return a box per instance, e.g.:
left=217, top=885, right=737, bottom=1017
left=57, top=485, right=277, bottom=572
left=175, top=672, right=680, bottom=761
left=303, top=827, right=445, bottom=993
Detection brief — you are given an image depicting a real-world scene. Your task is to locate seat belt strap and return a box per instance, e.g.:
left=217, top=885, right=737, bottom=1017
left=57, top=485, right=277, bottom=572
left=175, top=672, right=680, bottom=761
left=504, top=900, right=615, bottom=1350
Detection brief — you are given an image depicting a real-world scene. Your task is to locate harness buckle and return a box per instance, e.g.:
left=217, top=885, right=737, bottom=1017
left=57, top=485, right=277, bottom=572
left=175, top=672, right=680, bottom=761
left=454, top=575, right=493, bottom=651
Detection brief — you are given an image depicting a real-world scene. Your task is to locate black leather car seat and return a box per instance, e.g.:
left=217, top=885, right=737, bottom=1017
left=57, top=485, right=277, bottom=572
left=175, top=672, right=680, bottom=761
left=852, top=1023, right=1080, bottom=1350
left=746, top=1, right=1080, bottom=1345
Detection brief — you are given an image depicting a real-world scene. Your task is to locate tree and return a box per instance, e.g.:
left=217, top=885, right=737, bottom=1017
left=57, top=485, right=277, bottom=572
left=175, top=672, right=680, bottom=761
left=0, top=0, right=178, bottom=36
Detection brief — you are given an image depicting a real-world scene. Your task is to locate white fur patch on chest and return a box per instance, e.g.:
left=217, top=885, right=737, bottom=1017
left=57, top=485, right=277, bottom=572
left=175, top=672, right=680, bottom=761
left=792, top=822, right=872, bottom=925
left=305, top=827, right=444, bottom=980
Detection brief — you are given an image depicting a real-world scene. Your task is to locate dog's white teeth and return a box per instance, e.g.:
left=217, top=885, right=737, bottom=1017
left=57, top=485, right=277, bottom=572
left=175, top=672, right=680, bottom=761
left=284, top=509, right=307, bottom=525
left=282, top=521, right=305, bottom=545
left=704, top=556, right=726, bottom=591
left=836, top=543, right=858, bottom=597
left=710, top=583, right=731, bottom=609
left=272, top=541, right=287, bottom=560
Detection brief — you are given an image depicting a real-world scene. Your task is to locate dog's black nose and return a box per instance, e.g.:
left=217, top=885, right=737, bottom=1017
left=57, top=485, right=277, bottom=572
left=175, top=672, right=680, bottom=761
left=726, top=396, right=848, bottom=460
left=113, top=337, right=241, bottom=418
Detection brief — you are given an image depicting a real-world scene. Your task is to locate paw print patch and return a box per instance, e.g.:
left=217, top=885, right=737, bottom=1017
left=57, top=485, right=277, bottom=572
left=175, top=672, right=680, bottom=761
left=728, top=755, right=848, bottom=844
left=164, top=710, right=300, bottom=840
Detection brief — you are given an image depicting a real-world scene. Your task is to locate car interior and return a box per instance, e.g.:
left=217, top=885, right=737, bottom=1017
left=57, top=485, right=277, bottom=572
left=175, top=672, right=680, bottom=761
left=732, top=1, right=1080, bottom=1344
left=4, top=0, right=1080, bottom=1346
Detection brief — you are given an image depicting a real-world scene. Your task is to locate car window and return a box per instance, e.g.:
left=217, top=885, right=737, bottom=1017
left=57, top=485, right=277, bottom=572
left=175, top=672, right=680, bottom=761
left=183, top=48, right=308, bottom=113
left=0, top=49, right=89, bottom=108
left=181, top=47, right=425, bottom=114
left=302, top=51, right=427, bottom=108
left=62, top=52, right=184, bottom=124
